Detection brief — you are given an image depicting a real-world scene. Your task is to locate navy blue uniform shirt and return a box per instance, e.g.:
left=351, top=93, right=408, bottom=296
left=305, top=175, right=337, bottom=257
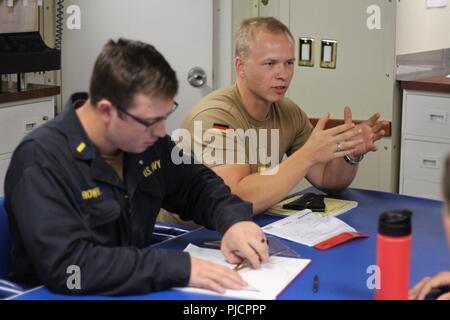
left=4, top=93, right=252, bottom=295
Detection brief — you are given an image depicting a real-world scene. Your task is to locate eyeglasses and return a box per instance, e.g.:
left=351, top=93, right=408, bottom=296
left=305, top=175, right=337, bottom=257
left=114, top=101, right=178, bottom=128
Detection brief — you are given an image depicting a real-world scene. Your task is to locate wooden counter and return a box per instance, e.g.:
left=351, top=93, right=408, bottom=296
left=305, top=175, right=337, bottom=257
left=399, top=73, right=450, bottom=94
left=0, top=82, right=60, bottom=104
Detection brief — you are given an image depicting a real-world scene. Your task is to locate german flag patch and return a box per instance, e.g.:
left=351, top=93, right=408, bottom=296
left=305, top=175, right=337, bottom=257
left=211, top=123, right=229, bottom=133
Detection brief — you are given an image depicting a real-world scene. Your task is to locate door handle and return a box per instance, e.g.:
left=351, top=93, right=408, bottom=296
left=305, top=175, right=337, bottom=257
left=187, top=67, right=207, bottom=88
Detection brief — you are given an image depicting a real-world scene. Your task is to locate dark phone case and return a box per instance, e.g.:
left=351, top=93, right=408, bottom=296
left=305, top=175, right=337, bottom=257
left=282, top=193, right=326, bottom=212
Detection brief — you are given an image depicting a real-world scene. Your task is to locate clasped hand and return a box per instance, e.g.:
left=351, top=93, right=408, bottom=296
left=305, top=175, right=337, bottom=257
left=304, top=106, right=386, bottom=164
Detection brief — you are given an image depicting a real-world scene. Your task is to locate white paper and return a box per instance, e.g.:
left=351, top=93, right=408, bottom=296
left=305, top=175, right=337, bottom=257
left=262, top=210, right=356, bottom=247
left=175, top=244, right=310, bottom=300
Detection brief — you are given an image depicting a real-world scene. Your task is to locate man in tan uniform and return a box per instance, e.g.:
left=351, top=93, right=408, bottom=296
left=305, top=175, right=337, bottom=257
left=159, top=17, right=385, bottom=225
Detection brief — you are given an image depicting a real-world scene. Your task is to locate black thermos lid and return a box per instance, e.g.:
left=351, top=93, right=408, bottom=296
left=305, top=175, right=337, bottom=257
left=378, top=210, right=412, bottom=237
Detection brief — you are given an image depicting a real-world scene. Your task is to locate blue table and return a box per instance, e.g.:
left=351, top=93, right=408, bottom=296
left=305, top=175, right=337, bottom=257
left=10, top=188, right=450, bottom=300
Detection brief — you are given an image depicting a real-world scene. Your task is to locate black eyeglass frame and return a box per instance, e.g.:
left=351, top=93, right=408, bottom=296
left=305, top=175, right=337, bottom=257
left=114, top=101, right=179, bottom=128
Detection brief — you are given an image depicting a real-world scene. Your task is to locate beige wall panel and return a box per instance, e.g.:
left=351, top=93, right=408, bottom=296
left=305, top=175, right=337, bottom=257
left=397, top=0, right=450, bottom=55
left=288, top=0, right=396, bottom=122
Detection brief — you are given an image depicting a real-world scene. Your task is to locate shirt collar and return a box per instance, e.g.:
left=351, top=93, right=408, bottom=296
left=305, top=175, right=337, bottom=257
left=58, top=92, right=97, bottom=161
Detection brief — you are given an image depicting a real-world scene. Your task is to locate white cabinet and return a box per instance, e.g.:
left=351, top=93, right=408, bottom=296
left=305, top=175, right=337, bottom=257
left=399, top=90, right=450, bottom=200
left=0, top=97, right=54, bottom=196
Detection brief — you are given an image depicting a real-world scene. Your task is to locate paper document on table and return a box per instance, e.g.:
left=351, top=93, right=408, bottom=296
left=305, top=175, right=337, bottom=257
left=262, top=210, right=357, bottom=247
left=175, top=244, right=310, bottom=300
left=267, top=194, right=358, bottom=217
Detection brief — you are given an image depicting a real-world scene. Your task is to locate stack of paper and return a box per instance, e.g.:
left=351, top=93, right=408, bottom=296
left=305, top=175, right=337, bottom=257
left=175, top=244, right=311, bottom=300
left=262, top=210, right=359, bottom=247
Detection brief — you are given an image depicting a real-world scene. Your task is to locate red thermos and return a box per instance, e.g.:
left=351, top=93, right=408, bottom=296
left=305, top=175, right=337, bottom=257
left=375, top=210, right=412, bottom=300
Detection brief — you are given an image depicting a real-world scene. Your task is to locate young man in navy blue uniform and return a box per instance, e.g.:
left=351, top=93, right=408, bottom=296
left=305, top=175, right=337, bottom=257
left=4, top=39, right=268, bottom=296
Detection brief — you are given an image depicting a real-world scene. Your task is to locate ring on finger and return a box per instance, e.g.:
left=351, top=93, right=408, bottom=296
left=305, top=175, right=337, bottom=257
left=336, top=143, right=342, bottom=152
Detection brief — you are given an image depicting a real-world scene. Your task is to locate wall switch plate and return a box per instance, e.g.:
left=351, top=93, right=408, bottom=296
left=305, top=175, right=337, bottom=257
left=298, top=38, right=315, bottom=67
left=320, top=39, right=337, bottom=69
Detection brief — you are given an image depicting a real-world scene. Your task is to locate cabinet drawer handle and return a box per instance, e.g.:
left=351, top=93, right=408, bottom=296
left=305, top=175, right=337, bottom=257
left=427, top=111, right=447, bottom=124
left=420, top=156, right=439, bottom=169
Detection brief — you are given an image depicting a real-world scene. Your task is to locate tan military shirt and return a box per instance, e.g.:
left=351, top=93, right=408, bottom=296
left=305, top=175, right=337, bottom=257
left=158, top=84, right=313, bottom=225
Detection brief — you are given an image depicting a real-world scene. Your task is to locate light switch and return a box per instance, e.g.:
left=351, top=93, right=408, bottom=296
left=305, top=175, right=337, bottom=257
left=320, top=40, right=337, bottom=69
left=301, top=43, right=310, bottom=60
left=323, top=45, right=332, bottom=62
left=298, top=38, right=314, bottom=67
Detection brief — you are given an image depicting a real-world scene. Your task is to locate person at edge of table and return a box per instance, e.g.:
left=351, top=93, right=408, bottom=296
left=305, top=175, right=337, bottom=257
left=409, top=154, right=450, bottom=300
left=158, top=16, right=387, bottom=227
left=4, top=38, right=269, bottom=296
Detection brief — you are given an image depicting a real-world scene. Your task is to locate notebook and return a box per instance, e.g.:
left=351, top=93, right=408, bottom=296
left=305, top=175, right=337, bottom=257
left=174, top=244, right=311, bottom=300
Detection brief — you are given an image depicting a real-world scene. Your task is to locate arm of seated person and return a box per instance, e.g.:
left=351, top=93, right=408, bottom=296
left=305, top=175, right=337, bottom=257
left=409, top=271, right=450, bottom=300
left=212, top=114, right=364, bottom=214
left=212, top=160, right=310, bottom=215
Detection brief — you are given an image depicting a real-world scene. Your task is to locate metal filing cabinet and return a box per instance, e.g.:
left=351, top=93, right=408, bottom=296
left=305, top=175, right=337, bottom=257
left=0, top=97, right=54, bottom=196
left=399, top=90, right=450, bottom=200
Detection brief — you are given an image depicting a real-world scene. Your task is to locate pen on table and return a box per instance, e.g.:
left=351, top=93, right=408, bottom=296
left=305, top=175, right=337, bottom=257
left=313, top=274, right=319, bottom=293
left=233, top=236, right=269, bottom=273
left=233, top=258, right=251, bottom=271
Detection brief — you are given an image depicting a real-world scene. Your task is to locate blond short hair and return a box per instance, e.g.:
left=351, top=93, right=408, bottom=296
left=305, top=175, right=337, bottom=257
left=235, top=17, right=294, bottom=59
